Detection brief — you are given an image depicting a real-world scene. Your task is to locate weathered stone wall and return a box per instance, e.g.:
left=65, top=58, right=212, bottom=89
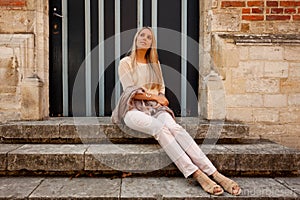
left=200, top=0, right=300, bottom=149
left=0, top=0, right=49, bottom=122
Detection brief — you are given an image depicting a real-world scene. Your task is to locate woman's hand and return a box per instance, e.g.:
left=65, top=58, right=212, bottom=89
left=156, top=95, right=169, bottom=106
left=133, top=92, right=169, bottom=106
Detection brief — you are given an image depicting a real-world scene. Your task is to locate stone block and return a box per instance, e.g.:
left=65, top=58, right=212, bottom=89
left=280, top=79, right=300, bottom=93
left=0, top=94, right=20, bottom=110
left=288, top=94, right=300, bottom=106
left=0, top=177, right=44, bottom=199
left=222, top=46, right=240, bottom=68
left=235, top=178, right=298, bottom=198
left=121, top=177, right=210, bottom=199
left=231, top=78, right=247, bottom=93
left=210, top=9, right=240, bottom=32
left=279, top=108, right=300, bottom=123
left=0, top=111, right=20, bottom=122
left=0, top=144, right=22, bottom=170
left=226, top=94, right=263, bottom=107
left=21, top=76, right=43, bottom=120
left=0, top=86, right=17, bottom=93
left=0, top=10, right=35, bottom=32
left=289, top=62, right=300, bottom=78
left=232, top=61, right=264, bottom=78
left=203, top=144, right=236, bottom=171
left=264, top=61, right=289, bottom=78
left=282, top=125, right=300, bottom=148
left=0, top=47, right=14, bottom=58
left=26, top=0, right=37, bottom=11
left=30, top=178, right=121, bottom=199
left=251, top=124, right=287, bottom=139
left=264, top=94, right=287, bottom=107
left=229, top=144, right=299, bottom=172
left=8, top=144, right=87, bottom=171
left=226, top=108, right=253, bottom=122
left=276, top=22, right=300, bottom=34
left=204, top=71, right=226, bottom=120
left=249, top=46, right=284, bottom=60
left=284, top=46, right=300, bottom=61
left=85, top=144, right=172, bottom=173
left=0, top=120, right=60, bottom=142
left=0, top=57, right=19, bottom=86
left=239, top=46, right=249, bottom=60
left=253, top=109, right=279, bottom=122
left=246, top=78, right=280, bottom=93
left=275, top=177, right=300, bottom=196
left=59, top=118, right=152, bottom=143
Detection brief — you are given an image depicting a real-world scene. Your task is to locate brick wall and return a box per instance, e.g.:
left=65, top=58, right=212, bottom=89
left=221, top=0, right=300, bottom=21
left=0, top=0, right=26, bottom=8
left=210, top=0, right=300, bottom=33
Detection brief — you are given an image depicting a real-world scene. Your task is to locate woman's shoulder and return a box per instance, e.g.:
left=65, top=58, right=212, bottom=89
left=120, top=56, right=132, bottom=65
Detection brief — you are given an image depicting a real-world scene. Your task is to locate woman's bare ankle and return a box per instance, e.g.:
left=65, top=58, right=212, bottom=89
left=192, top=169, right=202, bottom=179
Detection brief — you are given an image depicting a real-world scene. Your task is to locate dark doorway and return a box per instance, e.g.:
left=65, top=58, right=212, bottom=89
left=49, top=0, right=199, bottom=117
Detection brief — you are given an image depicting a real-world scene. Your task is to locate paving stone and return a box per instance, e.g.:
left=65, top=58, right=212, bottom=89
left=121, top=177, right=210, bottom=199
left=29, top=177, right=121, bottom=200
left=7, top=144, right=89, bottom=171
left=0, top=177, right=44, bottom=199
left=0, top=177, right=298, bottom=199
left=228, top=178, right=299, bottom=200
left=0, top=144, right=22, bottom=170
left=275, top=177, right=300, bottom=196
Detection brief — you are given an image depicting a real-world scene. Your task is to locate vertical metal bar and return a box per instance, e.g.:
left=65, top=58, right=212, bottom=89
left=99, top=0, right=105, bottom=116
left=138, top=0, right=143, bottom=28
left=115, top=0, right=121, bottom=105
left=151, top=0, right=157, bottom=38
left=181, top=0, right=187, bottom=116
left=62, top=0, right=69, bottom=116
left=85, top=0, right=92, bottom=116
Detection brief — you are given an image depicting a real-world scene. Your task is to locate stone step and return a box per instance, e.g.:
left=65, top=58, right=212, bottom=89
left=0, top=176, right=299, bottom=199
left=0, top=117, right=249, bottom=144
left=1, top=143, right=299, bottom=177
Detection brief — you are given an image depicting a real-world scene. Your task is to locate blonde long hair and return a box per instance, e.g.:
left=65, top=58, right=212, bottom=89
left=129, top=27, right=163, bottom=91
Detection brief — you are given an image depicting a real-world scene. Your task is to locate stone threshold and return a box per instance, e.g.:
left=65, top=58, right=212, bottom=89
left=0, top=177, right=299, bottom=199
left=1, top=143, right=299, bottom=177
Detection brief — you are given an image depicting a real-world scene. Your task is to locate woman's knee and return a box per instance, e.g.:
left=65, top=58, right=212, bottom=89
left=154, top=126, right=173, bottom=141
left=124, top=111, right=152, bottom=128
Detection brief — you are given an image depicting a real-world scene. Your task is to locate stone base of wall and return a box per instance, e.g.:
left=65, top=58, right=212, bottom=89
left=250, top=123, right=300, bottom=149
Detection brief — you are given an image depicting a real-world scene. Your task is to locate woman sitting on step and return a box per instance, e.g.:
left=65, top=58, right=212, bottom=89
left=112, top=27, right=241, bottom=196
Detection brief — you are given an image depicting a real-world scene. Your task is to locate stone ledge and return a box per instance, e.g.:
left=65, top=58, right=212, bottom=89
left=1, top=143, right=299, bottom=176
left=217, top=34, right=300, bottom=45
left=0, top=117, right=250, bottom=144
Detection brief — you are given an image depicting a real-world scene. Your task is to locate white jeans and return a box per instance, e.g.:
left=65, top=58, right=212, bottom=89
left=124, top=109, right=216, bottom=178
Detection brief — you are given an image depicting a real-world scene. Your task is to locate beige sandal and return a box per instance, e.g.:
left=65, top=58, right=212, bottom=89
left=212, top=171, right=241, bottom=196
left=193, top=170, right=224, bottom=196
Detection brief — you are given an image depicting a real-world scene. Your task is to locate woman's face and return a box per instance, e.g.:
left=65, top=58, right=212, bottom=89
left=136, top=28, right=153, bottom=50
